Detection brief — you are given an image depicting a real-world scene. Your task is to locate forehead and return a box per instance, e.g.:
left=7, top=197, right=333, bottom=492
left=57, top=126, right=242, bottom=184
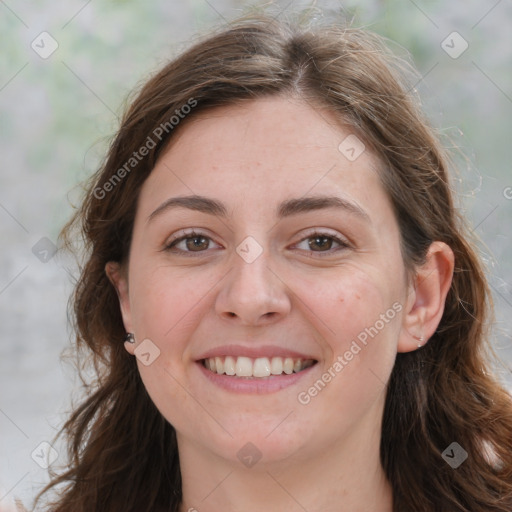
left=138, top=96, right=390, bottom=222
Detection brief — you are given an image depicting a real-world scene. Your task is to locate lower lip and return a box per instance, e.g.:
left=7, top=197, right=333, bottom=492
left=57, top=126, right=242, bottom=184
left=196, top=361, right=317, bottom=394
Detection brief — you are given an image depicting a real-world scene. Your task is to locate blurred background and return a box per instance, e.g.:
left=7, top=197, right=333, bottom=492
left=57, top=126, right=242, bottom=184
left=1, top=0, right=511, bottom=507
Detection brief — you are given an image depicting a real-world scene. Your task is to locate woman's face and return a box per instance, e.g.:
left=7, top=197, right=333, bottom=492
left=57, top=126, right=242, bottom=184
left=114, top=96, right=415, bottom=466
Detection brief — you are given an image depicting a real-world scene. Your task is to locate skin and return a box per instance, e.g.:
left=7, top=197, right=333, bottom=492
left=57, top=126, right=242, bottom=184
left=107, top=96, right=454, bottom=512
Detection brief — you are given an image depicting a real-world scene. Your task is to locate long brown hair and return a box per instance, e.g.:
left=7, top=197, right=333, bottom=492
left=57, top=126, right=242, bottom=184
left=35, top=10, right=512, bottom=512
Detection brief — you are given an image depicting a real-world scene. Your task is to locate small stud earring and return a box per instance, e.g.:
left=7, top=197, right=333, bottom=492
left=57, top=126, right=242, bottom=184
left=125, top=332, right=135, bottom=344
left=417, top=335, right=424, bottom=348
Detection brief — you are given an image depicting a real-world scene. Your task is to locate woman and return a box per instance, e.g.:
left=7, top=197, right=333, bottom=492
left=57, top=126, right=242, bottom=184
left=35, top=10, right=512, bottom=512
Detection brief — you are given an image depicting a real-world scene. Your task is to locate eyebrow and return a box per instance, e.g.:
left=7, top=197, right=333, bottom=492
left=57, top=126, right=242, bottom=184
left=147, top=194, right=371, bottom=223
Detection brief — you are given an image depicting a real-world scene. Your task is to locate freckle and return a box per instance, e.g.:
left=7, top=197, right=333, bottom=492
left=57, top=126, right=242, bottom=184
left=355, top=294, right=361, bottom=300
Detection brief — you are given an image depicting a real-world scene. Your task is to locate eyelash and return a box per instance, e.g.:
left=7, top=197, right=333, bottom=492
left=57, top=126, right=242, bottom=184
left=164, top=229, right=350, bottom=257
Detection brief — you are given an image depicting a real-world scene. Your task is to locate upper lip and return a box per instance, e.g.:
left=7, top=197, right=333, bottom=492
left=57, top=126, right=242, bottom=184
left=196, top=344, right=318, bottom=361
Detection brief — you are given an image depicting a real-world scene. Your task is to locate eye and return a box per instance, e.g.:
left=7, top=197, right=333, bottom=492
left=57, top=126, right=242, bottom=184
left=294, top=231, right=350, bottom=254
left=164, top=230, right=349, bottom=256
left=164, top=230, right=221, bottom=255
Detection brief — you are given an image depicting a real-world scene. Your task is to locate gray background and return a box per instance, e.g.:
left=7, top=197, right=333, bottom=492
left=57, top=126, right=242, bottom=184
left=1, top=0, right=511, bottom=508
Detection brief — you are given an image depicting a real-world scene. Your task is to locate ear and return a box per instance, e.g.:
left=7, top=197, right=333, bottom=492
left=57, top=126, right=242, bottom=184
left=105, top=261, right=136, bottom=355
left=398, top=241, right=454, bottom=353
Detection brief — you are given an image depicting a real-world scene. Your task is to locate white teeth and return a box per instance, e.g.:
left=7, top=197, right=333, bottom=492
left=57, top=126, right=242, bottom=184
left=235, top=356, right=253, bottom=377
left=203, top=356, right=315, bottom=377
left=283, top=357, right=294, bottom=375
left=253, top=357, right=271, bottom=377
left=215, top=356, right=224, bottom=375
left=224, top=355, right=236, bottom=376
left=270, top=357, right=283, bottom=375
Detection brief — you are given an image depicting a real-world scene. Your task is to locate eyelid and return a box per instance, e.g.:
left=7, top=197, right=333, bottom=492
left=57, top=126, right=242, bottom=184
left=297, top=227, right=349, bottom=242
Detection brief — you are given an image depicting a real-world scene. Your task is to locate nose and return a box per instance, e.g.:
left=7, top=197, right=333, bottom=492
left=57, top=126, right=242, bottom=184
left=214, top=245, right=291, bottom=326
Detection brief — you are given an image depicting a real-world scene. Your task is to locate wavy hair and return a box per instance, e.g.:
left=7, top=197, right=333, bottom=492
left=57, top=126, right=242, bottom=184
left=35, top=10, right=512, bottom=512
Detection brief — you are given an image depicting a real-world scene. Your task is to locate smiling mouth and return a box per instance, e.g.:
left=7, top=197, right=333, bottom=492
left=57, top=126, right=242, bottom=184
left=202, top=356, right=317, bottom=378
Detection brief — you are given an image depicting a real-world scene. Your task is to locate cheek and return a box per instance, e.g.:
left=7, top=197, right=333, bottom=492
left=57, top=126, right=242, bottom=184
left=129, top=263, right=213, bottom=345
left=127, top=266, right=217, bottom=426
left=126, top=265, right=214, bottom=397
left=294, top=265, right=402, bottom=407
left=298, top=263, right=402, bottom=348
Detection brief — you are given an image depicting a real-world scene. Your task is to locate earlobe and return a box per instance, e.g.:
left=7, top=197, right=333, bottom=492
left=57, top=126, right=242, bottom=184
left=398, top=241, right=454, bottom=353
left=105, top=262, right=135, bottom=355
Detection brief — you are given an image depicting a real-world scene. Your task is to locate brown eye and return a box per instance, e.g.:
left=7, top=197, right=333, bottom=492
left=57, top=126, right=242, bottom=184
left=165, top=231, right=221, bottom=256
left=308, top=235, right=334, bottom=251
left=293, top=231, right=350, bottom=255
left=184, top=236, right=210, bottom=251
left=170, top=235, right=210, bottom=252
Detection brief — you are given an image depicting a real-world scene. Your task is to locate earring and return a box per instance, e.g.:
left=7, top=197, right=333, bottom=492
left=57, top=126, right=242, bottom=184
left=416, top=335, right=424, bottom=348
left=125, top=332, right=135, bottom=344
